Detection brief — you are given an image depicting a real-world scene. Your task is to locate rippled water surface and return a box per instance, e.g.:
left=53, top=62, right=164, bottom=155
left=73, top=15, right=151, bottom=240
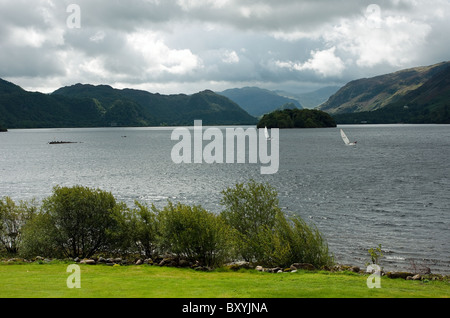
left=1, top=125, right=449, bottom=274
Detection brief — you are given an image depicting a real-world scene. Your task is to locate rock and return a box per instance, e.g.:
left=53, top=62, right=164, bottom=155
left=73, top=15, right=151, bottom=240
left=135, top=259, right=143, bottom=265
left=386, top=272, right=414, bottom=279
left=98, top=257, right=106, bottom=263
left=144, top=258, right=153, bottom=265
left=178, top=259, right=190, bottom=267
left=350, top=266, right=360, bottom=273
left=255, top=266, right=264, bottom=272
left=80, top=259, right=96, bottom=265
left=226, top=261, right=251, bottom=271
left=159, top=258, right=172, bottom=266
left=291, top=263, right=315, bottom=271
left=412, top=274, right=421, bottom=281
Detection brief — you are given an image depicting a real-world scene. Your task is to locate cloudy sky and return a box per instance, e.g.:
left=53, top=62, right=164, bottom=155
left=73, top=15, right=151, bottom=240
left=1, top=0, right=449, bottom=95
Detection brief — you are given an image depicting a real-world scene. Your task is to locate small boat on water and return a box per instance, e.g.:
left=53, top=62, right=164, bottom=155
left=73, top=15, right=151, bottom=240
left=264, top=126, right=273, bottom=140
left=340, top=129, right=357, bottom=146
left=48, top=141, right=78, bottom=145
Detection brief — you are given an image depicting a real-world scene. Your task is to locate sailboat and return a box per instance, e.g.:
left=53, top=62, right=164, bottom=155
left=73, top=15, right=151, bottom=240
left=340, top=129, right=357, bottom=146
left=264, top=126, right=273, bottom=140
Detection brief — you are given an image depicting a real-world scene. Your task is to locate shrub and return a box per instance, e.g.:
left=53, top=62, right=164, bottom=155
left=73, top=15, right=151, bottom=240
left=258, top=212, right=334, bottom=268
left=21, top=186, right=120, bottom=259
left=0, top=197, right=36, bottom=254
left=112, top=202, right=160, bottom=259
left=220, top=180, right=281, bottom=262
left=157, top=201, right=235, bottom=267
left=220, top=181, right=333, bottom=268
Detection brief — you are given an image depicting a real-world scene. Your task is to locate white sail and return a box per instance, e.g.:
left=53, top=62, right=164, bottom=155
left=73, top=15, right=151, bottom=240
left=264, top=127, right=272, bottom=140
left=340, top=129, right=356, bottom=146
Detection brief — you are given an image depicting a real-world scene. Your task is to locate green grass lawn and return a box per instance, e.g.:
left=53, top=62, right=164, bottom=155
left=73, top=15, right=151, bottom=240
left=0, top=263, right=449, bottom=298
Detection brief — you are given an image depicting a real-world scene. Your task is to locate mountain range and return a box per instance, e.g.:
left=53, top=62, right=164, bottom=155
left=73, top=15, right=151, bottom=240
left=320, top=61, right=450, bottom=124
left=0, top=80, right=257, bottom=129
left=1, top=60, right=449, bottom=129
left=217, top=87, right=304, bottom=117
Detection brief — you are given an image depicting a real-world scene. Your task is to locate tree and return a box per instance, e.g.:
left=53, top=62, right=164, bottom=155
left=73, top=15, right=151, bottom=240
left=157, top=201, right=235, bottom=267
left=220, top=181, right=334, bottom=268
left=220, top=180, right=281, bottom=262
left=37, top=186, right=119, bottom=258
left=0, top=197, right=36, bottom=254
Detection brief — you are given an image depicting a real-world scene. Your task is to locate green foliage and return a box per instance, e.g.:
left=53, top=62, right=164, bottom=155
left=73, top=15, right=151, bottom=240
left=20, top=212, right=61, bottom=258
left=21, top=186, right=119, bottom=259
left=220, top=180, right=333, bottom=268
left=0, top=197, right=36, bottom=254
left=367, top=244, right=384, bottom=266
left=257, top=109, right=337, bottom=129
left=220, top=181, right=281, bottom=262
left=257, top=212, right=333, bottom=268
left=10, top=182, right=333, bottom=269
left=157, top=201, right=235, bottom=267
left=0, top=79, right=257, bottom=129
left=112, top=202, right=160, bottom=258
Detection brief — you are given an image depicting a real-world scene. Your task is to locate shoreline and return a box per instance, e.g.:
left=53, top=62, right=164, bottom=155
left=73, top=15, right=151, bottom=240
left=1, top=257, right=448, bottom=281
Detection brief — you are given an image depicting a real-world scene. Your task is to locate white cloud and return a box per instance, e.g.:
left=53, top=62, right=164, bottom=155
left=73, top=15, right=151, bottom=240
left=126, top=30, right=202, bottom=76
left=276, top=47, right=345, bottom=77
left=1, top=0, right=449, bottom=94
left=222, top=50, right=240, bottom=64
left=324, top=14, right=433, bottom=68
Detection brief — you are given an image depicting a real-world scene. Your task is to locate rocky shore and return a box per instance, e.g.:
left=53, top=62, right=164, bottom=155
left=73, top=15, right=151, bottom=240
left=2, top=256, right=448, bottom=282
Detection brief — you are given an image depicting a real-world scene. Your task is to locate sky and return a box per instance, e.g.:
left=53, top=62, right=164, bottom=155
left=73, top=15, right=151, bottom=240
left=0, top=0, right=449, bottom=95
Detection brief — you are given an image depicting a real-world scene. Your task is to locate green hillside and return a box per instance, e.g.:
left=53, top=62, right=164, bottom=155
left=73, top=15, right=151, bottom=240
left=319, top=61, right=450, bottom=115
left=0, top=80, right=257, bottom=129
left=333, top=63, right=450, bottom=124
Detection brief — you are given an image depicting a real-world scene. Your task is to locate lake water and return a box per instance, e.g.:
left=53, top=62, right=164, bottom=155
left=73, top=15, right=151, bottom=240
left=1, top=125, right=449, bottom=274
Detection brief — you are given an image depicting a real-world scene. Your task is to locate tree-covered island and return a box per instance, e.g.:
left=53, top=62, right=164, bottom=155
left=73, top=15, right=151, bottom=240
left=257, top=108, right=337, bottom=129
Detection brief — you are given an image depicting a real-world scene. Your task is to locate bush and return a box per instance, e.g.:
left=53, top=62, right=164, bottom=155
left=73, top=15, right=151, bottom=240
left=21, top=186, right=119, bottom=259
left=112, top=202, right=160, bottom=259
left=157, top=201, right=235, bottom=267
left=258, top=212, right=334, bottom=268
left=220, top=181, right=333, bottom=268
left=220, top=180, right=281, bottom=262
left=0, top=197, right=36, bottom=254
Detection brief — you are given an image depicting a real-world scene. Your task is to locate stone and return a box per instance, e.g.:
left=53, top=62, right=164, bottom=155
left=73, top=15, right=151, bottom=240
left=386, top=272, right=414, bottom=279
left=178, top=259, right=190, bottom=267
left=136, top=259, right=143, bottom=265
left=226, top=261, right=251, bottom=271
left=98, top=257, right=106, bottom=263
left=255, top=266, right=264, bottom=272
left=80, top=259, right=96, bottom=265
left=350, top=266, right=360, bottom=273
left=291, top=263, right=315, bottom=271
left=412, top=274, right=421, bottom=281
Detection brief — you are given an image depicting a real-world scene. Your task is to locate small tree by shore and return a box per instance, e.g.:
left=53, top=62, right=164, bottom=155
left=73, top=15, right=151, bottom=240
left=20, top=186, right=119, bottom=259
left=220, top=180, right=333, bottom=268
